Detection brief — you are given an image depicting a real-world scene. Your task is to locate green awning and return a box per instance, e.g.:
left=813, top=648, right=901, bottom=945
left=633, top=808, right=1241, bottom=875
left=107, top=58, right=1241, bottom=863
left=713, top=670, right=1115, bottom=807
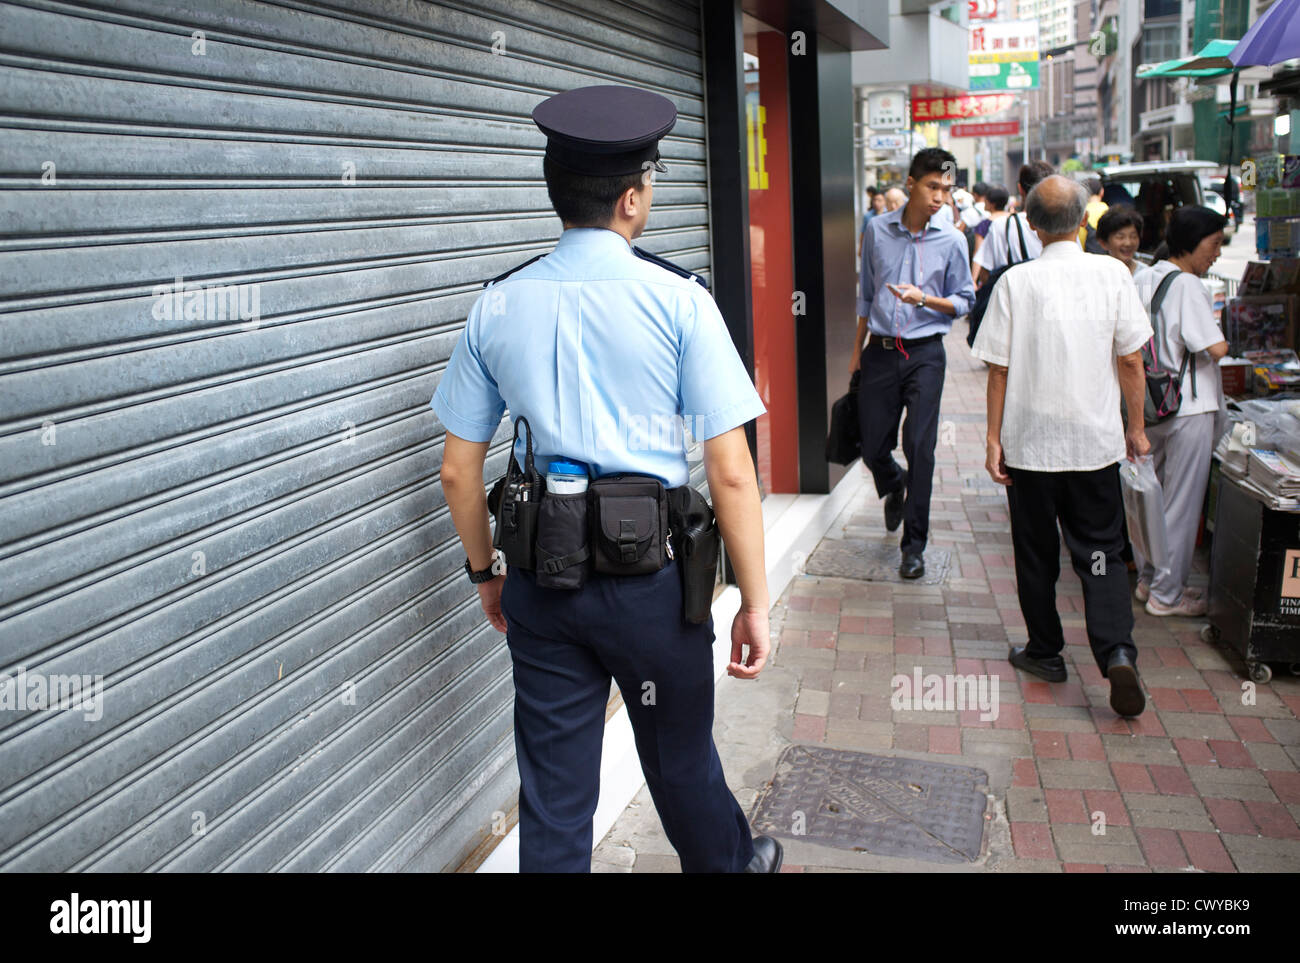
left=1179, top=39, right=1239, bottom=72
left=1137, top=39, right=1238, bottom=78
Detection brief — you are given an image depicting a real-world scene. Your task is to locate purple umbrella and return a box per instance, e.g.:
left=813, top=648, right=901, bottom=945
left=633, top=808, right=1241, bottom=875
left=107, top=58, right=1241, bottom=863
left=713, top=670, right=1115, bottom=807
left=1231, top=0, right=1300, bottom=66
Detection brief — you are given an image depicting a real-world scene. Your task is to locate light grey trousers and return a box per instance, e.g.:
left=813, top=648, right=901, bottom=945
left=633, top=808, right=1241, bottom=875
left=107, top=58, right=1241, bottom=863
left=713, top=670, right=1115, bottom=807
left=1132, top=410, right=1217, bottom=605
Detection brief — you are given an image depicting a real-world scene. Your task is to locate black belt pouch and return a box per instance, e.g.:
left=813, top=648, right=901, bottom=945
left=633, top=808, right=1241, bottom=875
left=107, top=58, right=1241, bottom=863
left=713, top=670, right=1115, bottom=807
left=535, top=491, right=590, bottom=590
left=493, top=486, right=538, bottom=570
left=489, top=416, right=542, bottom=570
left=669, top=486, right=719, bottom=624
left=590, top=475, right=668, bottom=576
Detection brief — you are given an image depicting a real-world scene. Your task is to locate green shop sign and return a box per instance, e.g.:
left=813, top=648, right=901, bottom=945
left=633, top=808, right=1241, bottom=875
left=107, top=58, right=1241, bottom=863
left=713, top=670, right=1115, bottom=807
left=969, top=60, right=1040, bottom=91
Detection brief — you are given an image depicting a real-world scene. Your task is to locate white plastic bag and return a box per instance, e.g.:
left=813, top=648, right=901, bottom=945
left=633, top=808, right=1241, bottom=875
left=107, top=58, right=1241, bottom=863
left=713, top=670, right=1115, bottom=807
left=1119, top=456, right=1171, bottom=585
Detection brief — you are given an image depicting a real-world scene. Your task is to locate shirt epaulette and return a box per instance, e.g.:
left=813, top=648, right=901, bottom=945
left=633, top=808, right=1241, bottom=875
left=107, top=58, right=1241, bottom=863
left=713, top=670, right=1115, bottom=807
left=632, top=246, right=709, bottom=292
left=483, top=254, right=546, bottom=288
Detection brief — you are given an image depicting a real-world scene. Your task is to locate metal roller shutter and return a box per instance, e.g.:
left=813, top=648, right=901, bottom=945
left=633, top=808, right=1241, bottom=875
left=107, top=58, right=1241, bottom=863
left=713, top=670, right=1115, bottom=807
left=0, top=0, right=708, bottom=872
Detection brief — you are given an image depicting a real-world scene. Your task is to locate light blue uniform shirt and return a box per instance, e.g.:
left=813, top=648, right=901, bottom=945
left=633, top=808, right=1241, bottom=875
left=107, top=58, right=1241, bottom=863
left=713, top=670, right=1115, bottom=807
left=857, top=207, right=975, bottom=339
left=431, top=227, right=766, bottom=488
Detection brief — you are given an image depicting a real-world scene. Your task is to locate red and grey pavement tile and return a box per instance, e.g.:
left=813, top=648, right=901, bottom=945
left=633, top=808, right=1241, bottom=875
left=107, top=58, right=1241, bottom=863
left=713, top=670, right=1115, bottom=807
left=594, top=329, right=1300, bottom=873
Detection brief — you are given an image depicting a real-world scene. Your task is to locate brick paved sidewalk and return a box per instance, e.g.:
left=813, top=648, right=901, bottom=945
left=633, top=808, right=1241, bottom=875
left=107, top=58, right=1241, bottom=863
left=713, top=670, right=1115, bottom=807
left=594, top=328, right=1300, bottom=873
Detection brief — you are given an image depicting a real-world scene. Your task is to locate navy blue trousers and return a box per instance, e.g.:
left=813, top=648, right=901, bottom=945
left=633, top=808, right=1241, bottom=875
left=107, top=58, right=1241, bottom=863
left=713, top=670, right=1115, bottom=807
left=500, top=561, right=754, bottom=873
left=856, top=337, right=947, bottom=554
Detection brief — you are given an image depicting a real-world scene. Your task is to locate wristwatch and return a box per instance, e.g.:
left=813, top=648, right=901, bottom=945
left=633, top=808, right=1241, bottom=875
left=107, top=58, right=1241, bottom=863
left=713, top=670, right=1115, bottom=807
left=464, top=553, right=506, bottom=583
left=918, top=292, right=928, bottom=309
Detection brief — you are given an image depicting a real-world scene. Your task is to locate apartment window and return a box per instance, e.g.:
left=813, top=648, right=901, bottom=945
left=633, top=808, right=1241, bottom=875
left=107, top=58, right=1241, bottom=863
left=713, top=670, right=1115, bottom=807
left=1145, top=79, right=1174, bottom=112
left=1144, top=0, right=1179, bottom=18
left=1141, top=23, right=1180, bottom=63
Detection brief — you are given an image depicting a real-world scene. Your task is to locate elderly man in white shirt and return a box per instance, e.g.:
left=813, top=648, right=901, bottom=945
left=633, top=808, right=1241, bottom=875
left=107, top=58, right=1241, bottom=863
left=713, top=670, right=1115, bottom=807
left=972, top=175, right=1154, bottom=718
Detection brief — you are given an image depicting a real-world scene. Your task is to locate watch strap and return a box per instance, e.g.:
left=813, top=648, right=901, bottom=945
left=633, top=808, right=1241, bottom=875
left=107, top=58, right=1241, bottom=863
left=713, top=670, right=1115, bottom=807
left=465, top=554, right=505, bottom=583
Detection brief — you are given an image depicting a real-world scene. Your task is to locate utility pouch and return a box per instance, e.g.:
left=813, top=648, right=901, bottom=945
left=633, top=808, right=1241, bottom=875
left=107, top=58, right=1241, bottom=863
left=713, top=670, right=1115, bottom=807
left=669, top=485, right=719, bottom=624
left=589, top=474, right=669, bottom=576
left=490, top=416, right=542, bottom=570
left=535, top=491, right=591, bottom=589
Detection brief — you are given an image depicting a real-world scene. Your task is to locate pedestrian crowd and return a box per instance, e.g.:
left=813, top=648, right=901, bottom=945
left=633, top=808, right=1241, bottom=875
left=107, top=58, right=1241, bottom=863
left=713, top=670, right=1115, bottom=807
left=856, top=150, right=1230, bottom=719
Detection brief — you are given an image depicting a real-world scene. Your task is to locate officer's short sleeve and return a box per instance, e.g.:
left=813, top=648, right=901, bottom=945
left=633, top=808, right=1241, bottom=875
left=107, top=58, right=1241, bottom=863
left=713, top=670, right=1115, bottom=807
left=430, top=297, right=506, bottom=442
left=678, top=289, right=766, bottom=441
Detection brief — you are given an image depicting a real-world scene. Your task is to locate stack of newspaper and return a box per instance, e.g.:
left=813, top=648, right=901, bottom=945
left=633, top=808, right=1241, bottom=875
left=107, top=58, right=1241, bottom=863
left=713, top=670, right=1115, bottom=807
left=1214, top=422, right=1252, bottom=474
left=1239, top=448, right=1300, bottom=509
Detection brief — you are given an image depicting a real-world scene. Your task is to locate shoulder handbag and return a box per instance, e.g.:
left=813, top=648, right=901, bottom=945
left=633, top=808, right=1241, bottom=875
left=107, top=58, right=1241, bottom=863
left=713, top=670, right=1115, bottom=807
left=825, top=369, right=862, bottom=465
left=967, top=215, right=1031, bottom=348
left=1140, top=269, right=1198, bottom=427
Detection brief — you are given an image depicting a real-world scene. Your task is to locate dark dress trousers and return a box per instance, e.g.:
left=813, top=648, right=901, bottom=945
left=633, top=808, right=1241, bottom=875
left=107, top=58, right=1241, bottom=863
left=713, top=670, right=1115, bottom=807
left=856, top=337, right=947, bottom=555
left=501, top=562, right=754, bottom=873
left=1005, top=463, right=1137, bottom=670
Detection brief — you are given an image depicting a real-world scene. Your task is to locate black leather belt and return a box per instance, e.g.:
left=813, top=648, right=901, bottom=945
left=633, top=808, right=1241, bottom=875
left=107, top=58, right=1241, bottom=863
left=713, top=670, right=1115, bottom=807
left=866, top=332, right=944, bottom=351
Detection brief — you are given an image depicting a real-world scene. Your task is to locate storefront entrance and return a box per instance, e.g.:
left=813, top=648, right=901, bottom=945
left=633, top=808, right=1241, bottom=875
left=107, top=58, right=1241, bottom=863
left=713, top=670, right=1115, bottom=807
left=745, top=17, right=799, bottom=494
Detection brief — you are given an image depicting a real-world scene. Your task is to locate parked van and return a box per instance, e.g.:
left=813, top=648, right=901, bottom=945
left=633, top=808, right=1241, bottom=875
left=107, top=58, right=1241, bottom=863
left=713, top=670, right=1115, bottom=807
left=1098, top=160, right=1234, bottom=253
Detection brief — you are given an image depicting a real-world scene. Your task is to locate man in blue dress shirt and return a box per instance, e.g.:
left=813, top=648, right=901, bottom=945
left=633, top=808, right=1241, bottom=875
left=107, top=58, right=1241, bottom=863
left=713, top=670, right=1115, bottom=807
left=431, top=85, right=781, bottom=873
left=851, top=148, right=975, bottom=579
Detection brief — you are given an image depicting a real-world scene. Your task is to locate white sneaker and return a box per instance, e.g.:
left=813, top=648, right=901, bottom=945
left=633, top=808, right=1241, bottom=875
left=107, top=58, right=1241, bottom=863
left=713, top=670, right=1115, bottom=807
left=1134, top=579, right=1150, bottom=603
left=1146, top=594, right=1207, bottom=617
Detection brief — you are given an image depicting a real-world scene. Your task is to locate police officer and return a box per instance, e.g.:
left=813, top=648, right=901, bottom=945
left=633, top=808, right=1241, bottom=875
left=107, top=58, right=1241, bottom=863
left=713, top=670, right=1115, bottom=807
left=431, top=85, right=781, bottom=873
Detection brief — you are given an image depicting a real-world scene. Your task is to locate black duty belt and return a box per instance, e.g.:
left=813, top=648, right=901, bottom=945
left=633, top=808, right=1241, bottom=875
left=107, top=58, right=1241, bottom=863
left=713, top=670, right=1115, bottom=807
left=866, top=332, right=944, bottom=351
left=487, top=417, right=719, bottom=623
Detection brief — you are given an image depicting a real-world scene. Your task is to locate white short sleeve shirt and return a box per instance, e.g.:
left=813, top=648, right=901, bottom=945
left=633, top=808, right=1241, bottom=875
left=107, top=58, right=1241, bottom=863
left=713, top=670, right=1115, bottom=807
left=1132, top=261, right=1226, bottom=417
left=973, top=211, right=1043, bottom=273
left=971, top=241, right=1154, bottom=472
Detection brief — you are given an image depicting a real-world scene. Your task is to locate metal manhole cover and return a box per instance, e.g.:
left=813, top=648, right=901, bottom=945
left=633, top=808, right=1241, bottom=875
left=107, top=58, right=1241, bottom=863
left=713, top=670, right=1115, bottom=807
left=803, top=538, right=950, bottom=585
left=749, top=745, right=989, bottom=863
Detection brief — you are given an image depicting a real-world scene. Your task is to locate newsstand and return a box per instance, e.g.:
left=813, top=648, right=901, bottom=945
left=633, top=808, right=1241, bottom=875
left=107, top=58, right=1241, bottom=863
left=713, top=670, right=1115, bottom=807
left=1204, top=473, right=1300, bottom=683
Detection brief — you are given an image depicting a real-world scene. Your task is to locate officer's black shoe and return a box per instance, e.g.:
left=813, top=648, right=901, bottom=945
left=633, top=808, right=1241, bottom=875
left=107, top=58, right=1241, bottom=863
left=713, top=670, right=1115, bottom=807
left=1008, top=645, right=1068, bottom=683
left=744, top=835, right=783, bottom=874
left=883, top=487, right=904, bottom=532
left=899, top=551, right=925, bottom=580
left=1106, top=648, right=1146, bottom=718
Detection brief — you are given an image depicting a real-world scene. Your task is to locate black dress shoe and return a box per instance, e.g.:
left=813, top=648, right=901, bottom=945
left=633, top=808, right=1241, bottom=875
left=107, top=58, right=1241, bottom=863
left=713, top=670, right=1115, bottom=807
left=744, top=835, right=783, bottom=873
left=1106, top=648, right=1146, bottom=717
left=899, top=552, right=925, bottom=579
left=883, top=487, right=904, bottom=532
left=1008, top=645, right=1067, bottom=683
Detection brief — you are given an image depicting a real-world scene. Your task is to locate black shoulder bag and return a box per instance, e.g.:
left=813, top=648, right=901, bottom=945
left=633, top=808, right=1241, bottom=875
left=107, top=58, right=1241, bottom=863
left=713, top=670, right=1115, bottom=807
left=967, top=214, right=1030, bottom=348
left=1141, top=269, right=1198, bottom=426
left=825, top=369, right=862, bottom=465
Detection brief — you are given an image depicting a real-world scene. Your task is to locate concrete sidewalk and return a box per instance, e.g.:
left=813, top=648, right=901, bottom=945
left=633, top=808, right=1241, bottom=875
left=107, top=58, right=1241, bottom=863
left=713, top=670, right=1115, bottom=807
left=593, top=328, right=1300, bottom=873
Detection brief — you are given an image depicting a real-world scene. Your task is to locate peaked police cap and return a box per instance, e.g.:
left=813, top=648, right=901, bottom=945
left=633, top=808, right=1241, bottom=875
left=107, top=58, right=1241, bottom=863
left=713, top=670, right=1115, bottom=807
left=532, top=85, right=677, bottom=177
